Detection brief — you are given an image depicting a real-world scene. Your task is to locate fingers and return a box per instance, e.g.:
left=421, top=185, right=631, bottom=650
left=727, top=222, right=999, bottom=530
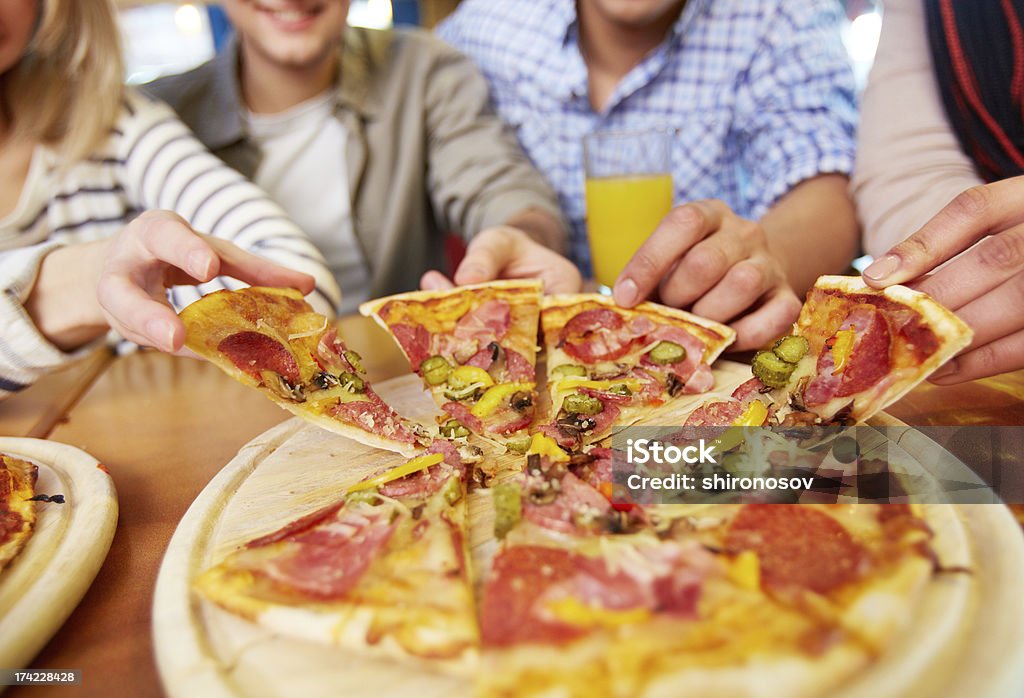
left=726, top=289, right=802, bottom=352
left=127, top=211, right=220, bottom=282
left=929, top=326, right=1024, bottom=385
left=204, top=235, right=315, bottom=294
left=945, top=270, right=1024, bottom=348
left=613, top=200, right=726, bottom=307
left=658, top=220, right=752, bottom=308
left=420, top=270, right=455, bottom=290
left=96, top=272, right=185, bottom=352
left=908, top=223, right=1024, bottom=311
left=689, top=259, right=771, bottom=323
left=539, top=258, right=584, bottom=293
left=454, top=229, right=513, bottom=285
left=863, top=177, right=1024, bottom=287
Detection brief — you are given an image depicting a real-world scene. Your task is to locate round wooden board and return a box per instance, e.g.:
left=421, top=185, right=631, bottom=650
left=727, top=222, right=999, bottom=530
left=153, top=367, right=1024, bottom=698
left=0, top=437, right=119, bottom=672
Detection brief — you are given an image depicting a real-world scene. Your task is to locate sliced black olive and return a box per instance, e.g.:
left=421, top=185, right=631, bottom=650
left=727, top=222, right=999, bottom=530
left=510, top=391, right=533, bottom=411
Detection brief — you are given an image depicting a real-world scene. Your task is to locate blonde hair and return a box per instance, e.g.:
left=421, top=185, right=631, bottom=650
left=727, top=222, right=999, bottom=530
left=3, top=0, right=124, bottom=163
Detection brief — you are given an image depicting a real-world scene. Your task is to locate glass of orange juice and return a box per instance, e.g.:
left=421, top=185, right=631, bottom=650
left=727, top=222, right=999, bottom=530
left=583, top=129, right=674, bottom=289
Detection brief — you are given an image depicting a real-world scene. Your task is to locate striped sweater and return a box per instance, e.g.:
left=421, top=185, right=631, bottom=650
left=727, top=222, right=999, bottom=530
left=0, top=89, right=341, bottom=398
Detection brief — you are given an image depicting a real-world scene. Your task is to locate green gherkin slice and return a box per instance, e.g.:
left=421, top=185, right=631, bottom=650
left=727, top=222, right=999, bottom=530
left=419, top=355, right=451, bottom=386
left=563, top=393, right=604, bottom=416
left=553, top=364, right=587, bottom=378
left=647, top=341, right=687, bottom=365
left=493, top=483, right=522, bottom=539
left=752, top=350, right=797, bottom=389
left=771, top=335, right=810, bottom=364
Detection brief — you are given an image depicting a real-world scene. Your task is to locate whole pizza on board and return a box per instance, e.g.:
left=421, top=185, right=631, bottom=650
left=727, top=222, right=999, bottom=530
left=179, top=275, right=978, bottom=697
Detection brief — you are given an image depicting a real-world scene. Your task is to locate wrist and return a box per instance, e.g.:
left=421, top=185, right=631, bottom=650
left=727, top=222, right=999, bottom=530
left=24, top=240, right=110, bottom=351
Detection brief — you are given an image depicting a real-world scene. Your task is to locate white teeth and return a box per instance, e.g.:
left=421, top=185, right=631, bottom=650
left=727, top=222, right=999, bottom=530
left=273, top=10, right=309, bottom=21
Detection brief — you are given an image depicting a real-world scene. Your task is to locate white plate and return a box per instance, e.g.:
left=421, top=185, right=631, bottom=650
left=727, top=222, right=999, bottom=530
left=0, top=437, right=119, bottom=672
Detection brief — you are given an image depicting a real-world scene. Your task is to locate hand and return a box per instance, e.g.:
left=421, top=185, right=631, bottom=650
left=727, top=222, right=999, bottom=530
left=420, top=226, right=582, bottom=293
left=863, top=178, right=1024, bottom=384
left=612, top=200, right=801, bottom=351
left=96, top=211, right=315, bottom=353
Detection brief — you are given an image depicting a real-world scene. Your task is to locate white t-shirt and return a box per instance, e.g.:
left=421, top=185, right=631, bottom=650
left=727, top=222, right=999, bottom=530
left=246, top=91, right=371, bottom=315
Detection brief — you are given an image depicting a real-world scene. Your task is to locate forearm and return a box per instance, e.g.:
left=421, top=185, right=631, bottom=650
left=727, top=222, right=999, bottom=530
left=500, top=207, right=567, bottom=253
left=23, top=241, right=109, bottom=351
left=759, top=174, right=859, bottom=295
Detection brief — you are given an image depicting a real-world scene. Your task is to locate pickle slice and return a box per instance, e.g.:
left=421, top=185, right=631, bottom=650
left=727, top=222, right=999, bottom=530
left=647, top=341, right=686, bottom=365
left=771, top=335, right=809, bottom=364
left=751, top=350, right=797, bottom=389
left=563, top=392, right=604, bottom=416
left=420, top=355, right=452, bottom=386
left=553, top=364, right=587, bottom=378
left=493, top=483, right=522, bottom=539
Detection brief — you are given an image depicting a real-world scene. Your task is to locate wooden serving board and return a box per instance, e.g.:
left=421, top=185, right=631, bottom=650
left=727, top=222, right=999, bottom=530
left=153, top=365, right=1024, bottom=698
left=0, top=437, right=119, bottom=679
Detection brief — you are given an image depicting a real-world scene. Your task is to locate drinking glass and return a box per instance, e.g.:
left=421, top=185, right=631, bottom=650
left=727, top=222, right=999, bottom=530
left=583, top=129, right=674, bottom=289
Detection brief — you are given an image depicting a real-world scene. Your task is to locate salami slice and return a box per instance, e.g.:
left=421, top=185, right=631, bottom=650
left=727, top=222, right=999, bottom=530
left=725, top=504, right=868, bottom=594
left=560, top=308, right=637, bottom=362
left=218, top=331, right=299, bottom=383
left=454, top=299, right=511, bottom=344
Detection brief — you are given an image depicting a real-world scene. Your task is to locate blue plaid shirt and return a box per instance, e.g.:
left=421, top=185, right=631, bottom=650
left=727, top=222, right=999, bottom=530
left=438, top=0, right=857, bottom=275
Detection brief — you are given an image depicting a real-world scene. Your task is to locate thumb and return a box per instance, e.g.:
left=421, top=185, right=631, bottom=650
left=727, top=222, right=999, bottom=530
left=453, top=231, right=513, bottom=285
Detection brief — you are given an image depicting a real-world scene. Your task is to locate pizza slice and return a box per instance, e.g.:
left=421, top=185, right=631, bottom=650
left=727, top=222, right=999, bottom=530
left=180, top=286, right=430, bottom=456
left=360, top=280, right=542, bottom=448
left=193, top=440, right=478, bottom=669
left=538, top=295, right=735, bottom=450
left=0, top=453, right=38, bottom=575
left=747, top=276, right=973, bottom=424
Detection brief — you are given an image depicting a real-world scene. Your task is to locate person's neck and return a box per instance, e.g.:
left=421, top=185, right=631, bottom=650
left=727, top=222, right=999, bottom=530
left=239, top=44, right=337, bottom=115
left=578, top=1, right=683, bottom=112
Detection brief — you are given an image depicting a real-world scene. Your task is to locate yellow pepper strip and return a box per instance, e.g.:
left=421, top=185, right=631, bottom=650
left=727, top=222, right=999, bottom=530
left=831, top=328, right=857, bottom=375
left=526, top=433, right=570, bottom=463
left=729, top=550, right=761, bottom=591
left=545, top=597, right=651, bottom=628
left=708, top=400, right=769, bottom=454
left=470, top=382, right=533, bottom=418
left=451, top=365, right=494, bottom=388
left=347, top=452, right=444, bottom=493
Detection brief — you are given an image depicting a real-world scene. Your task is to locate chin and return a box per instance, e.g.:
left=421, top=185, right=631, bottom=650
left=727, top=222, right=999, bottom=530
left=590, top=0, right=682, bottom=27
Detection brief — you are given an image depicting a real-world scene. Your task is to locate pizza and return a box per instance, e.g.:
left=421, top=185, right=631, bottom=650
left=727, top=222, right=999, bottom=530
left=478, top=442, right=941, bottom=698
left=360, top=281, right=542, bottom=449
left=188, top=276, right=984, bottom=696
left=193, top=440, right=478, bottom=669
left=537, top=295, right=735, bottom=449
left=180, top=286, right=431, bottom=456
left=0, top=453, right=38, bottom=575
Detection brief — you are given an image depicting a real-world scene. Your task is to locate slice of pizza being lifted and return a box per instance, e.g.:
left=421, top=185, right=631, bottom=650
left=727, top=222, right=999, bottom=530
left=180, top=287, right=430, bottom=456
left=745, top=276, right=973, bottom=425
left=538, top=295, right=735, bottom=450
left=0, top=453, right=38, bottom=575
left=193, top=440, right=478, bottom=670
left=360, top=280, right=542, bottom=449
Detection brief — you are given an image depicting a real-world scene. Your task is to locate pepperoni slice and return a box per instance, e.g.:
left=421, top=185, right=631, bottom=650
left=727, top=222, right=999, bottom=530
left=684, top=400, right=743, bottom=427
left=804, top=306, right=892, bottom=406
left=731, top=377, right=766, bottom=403
left=218, top=331, right=299, bottom=383
left=442, top=401, right=485, bottom=434
left=560, top=308, right=637, bottom=362
left=332, top=398, right=416, bottom=443
left=725, top=505, right=867, bottom=594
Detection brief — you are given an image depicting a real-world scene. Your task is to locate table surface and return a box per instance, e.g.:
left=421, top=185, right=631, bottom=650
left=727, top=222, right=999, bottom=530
left=1, top=314, right=1022, bottom=697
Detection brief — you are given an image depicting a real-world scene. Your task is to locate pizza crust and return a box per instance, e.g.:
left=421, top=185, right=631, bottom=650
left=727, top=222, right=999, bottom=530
left=359, top=279, right=543, bottom=319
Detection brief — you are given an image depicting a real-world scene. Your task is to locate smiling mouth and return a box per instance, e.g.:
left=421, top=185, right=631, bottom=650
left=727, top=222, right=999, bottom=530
left=251, top=2, right=326, bottom=23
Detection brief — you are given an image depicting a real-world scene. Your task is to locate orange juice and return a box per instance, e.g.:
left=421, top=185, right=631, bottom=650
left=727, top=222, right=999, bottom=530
left=584, top=173, right=673, bottom=287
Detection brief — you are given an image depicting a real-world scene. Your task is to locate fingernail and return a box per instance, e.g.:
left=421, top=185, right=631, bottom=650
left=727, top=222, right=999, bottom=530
left=864, top=254, right=900, bottom=282
left=929, top=359, right=958, bottom=382
left=614, top=277, right=639, bottom=307
left=187, top=251, right=210, bottom=279
left=146, top=319, right=175, bottom=352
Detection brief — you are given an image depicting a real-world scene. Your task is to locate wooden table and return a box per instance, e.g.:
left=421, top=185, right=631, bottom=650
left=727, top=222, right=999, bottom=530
left=1, top=314, right=1022, bottom=697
